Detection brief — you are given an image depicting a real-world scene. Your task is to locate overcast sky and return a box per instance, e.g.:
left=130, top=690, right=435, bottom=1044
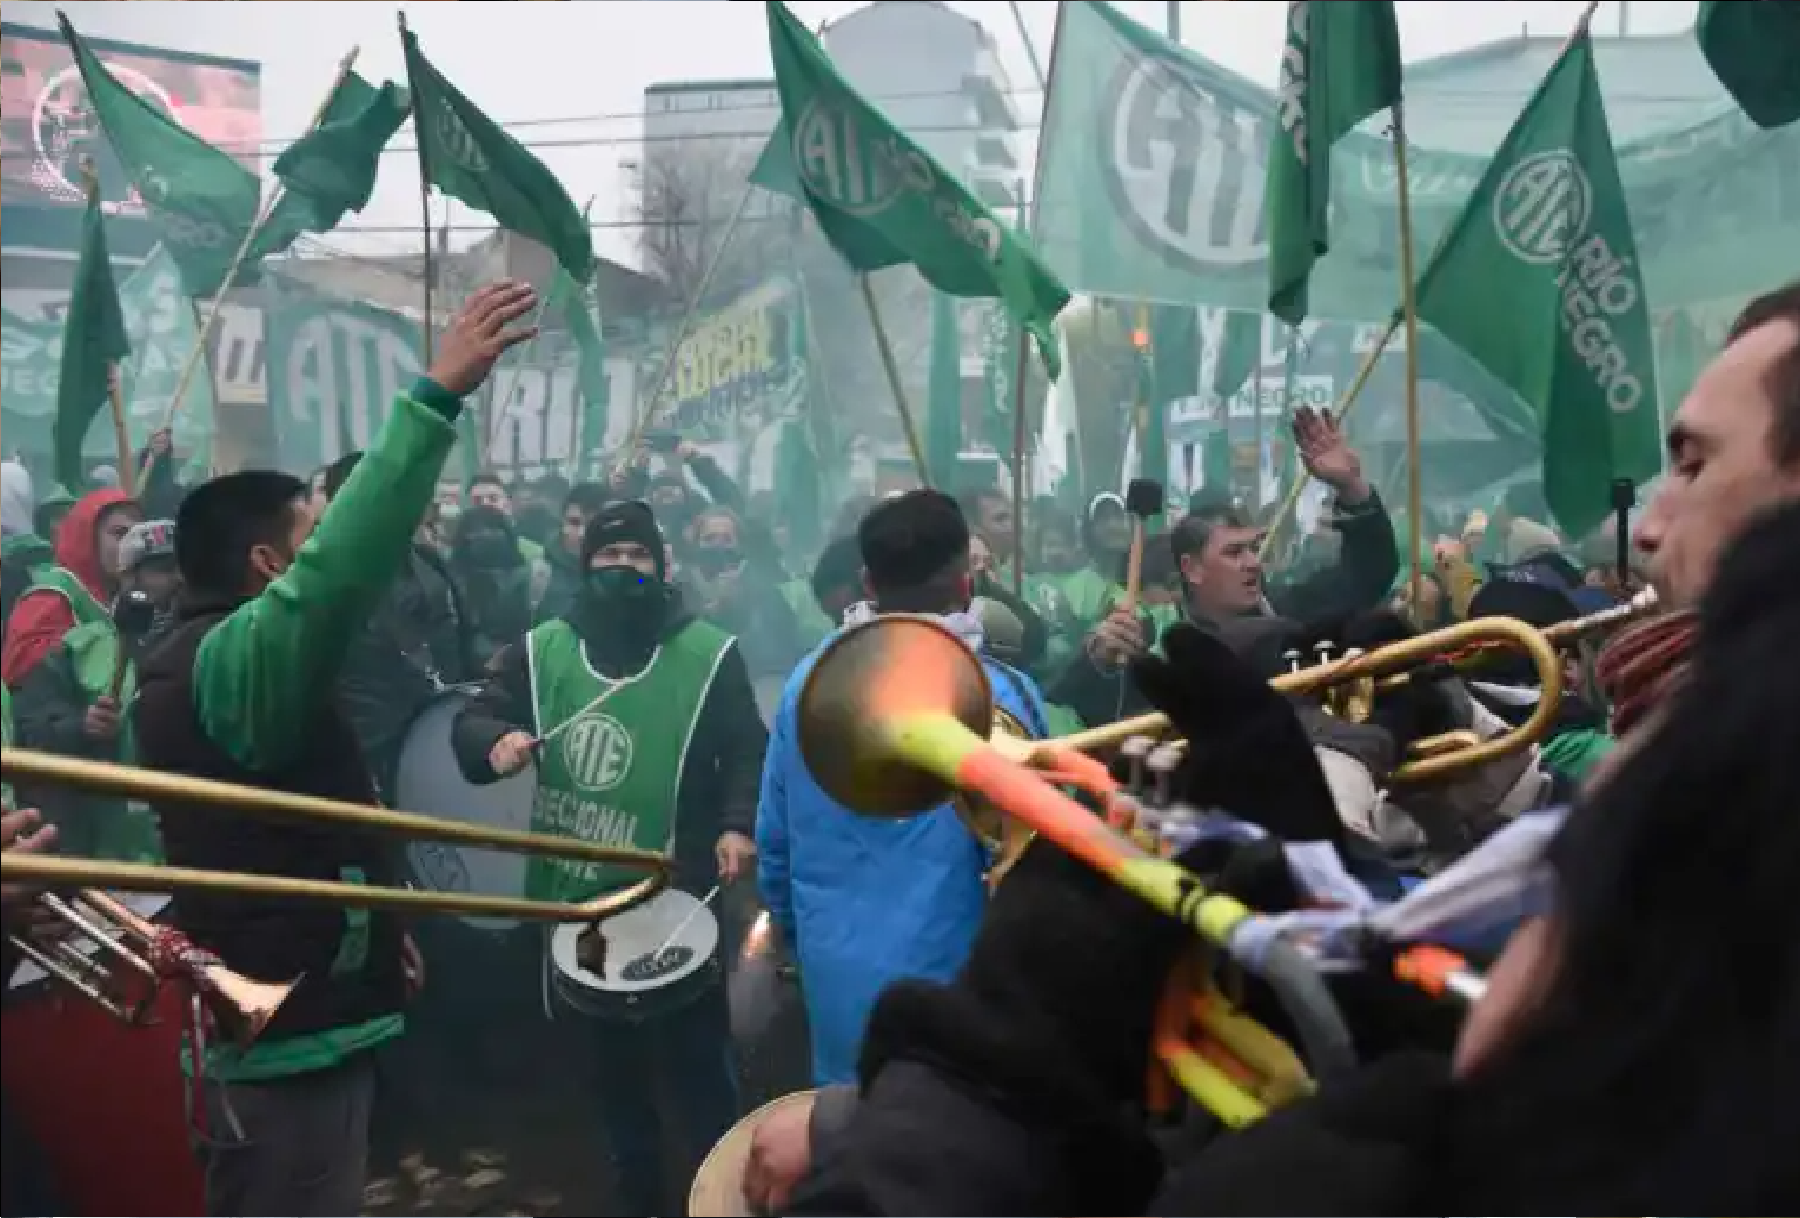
left=21, top=0, right=1697, bottom=270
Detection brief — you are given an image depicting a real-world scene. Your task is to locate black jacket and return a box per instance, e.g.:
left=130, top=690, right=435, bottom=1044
left=448, top=592, right=766, bottom=894
left=134, top=598, right=406, bottom=1043
left=337, top=545, right=471, bottom=798
left=1051, top=491, right=1400, bottom=726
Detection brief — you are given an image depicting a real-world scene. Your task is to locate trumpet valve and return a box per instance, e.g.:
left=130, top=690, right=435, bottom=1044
left=1282, top=648, right=1304, bottom=674
left=1146, top=743, right=1183, bottom=808
left=1118, top=736, right=1154, bottom=793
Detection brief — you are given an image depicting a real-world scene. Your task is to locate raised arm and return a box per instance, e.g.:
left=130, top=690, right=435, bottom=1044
left=193, top=283, right=539, bottom=771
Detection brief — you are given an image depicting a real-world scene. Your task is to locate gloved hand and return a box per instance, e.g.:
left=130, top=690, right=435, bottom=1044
left=1131, top=623, right=1345, bottom=847
left=1297, top=608, right=1466, bottom=755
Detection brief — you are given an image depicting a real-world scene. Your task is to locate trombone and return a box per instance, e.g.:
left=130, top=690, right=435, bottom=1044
left=9, top=888, right=296, bottom=1047
left=0, top=748, right=673, bottom=922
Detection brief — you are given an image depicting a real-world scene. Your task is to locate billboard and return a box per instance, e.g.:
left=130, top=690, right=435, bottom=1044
left=1, top=21, right=260, bottom=250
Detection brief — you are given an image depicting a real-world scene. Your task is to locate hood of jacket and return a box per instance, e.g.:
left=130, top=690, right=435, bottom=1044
left=56, top=487, right=135, bottom=599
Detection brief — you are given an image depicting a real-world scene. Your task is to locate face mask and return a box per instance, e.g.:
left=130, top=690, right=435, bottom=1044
left=463, top=534, right=518, bottom=569
left=691, top=546, right=741, bottom=576
left=584, top=565, right=660, bottom=604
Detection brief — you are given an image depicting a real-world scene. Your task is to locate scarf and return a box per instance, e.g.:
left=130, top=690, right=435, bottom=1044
left=1595, top=608, right=1699, bottom=736
left=842, top=600, right=987, bottom=654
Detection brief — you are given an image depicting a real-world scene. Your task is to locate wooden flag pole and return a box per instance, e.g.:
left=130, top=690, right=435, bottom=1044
left=1392, top=102, right=1426, bottom=618
left=1009, top=333, right=1030, bottom=598
left=858, top=275, right=930, bottom=484
left=622, top=182, right=756, bottom=456
left=160, top=45, right=360, bottom=434
left=106, top=367, right=138, bottom=499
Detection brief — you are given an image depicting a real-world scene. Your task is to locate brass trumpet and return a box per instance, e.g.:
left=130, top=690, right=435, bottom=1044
left=0, top=748, right=672, bottom=922
left=8, top=888, right=295, bottom=1046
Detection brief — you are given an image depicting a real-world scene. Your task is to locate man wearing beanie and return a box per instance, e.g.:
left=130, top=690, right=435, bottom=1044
left=452, top=497, right=763, bottom=1218
left=755, top=488, right=1051, bottom=1088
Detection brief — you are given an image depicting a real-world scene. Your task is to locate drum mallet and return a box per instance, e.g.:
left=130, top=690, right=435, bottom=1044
left=1120, top=478, right=1165, bottom=615
left=651, top=885, right=720, bottom=963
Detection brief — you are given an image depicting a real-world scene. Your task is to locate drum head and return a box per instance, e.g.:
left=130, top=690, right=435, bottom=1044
left=7, top=891, right=171, bottom=991
left=395, top=689, right=537, bottom=931
left=549, top=889, right=719, bottom=995
left=688, top=1089, right=820, bottom=1217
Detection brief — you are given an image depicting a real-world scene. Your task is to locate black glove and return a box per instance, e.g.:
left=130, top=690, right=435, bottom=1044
left=857, top=835, right=1207, bottom=1212
left=1296, top=608, right=1465, bottom=755
left=1150, top=1050, right=1448, bottom=1215
left=1130, top=623, right=1344, bottom=848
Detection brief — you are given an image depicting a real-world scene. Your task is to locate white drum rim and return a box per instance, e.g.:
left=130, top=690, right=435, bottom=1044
left=548, top=889, right=719, bottom=996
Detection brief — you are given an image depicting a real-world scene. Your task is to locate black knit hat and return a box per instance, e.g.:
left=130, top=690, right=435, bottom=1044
left=582, top=499, right=666, bottom=578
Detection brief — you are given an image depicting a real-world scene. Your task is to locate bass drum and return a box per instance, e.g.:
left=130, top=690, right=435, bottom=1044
left=394, top=687, right=538, bottom=931
left=1, top=893, right=205, bottom=1216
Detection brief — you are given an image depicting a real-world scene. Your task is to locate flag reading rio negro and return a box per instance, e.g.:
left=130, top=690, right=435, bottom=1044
left=1491, top=149, right=1649, bottom=418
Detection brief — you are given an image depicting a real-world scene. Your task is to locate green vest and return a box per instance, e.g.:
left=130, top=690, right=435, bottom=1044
left=525, top=618, right=734, bottom=901
left=62, top=619, right=163, bottom=863
left=28, top=566, right=111, bottom=629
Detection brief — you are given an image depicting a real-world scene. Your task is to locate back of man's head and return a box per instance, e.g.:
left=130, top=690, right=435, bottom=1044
left=176, top=471, right=308, bottom=597
left=859, top=488, right=972, bottom=614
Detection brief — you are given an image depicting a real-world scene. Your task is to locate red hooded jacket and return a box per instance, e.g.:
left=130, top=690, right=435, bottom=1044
left=1, top=487, right=135, bottom=687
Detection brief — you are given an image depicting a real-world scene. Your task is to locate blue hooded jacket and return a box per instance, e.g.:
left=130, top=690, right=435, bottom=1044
left=755, top=615, right=1048, bottom=1084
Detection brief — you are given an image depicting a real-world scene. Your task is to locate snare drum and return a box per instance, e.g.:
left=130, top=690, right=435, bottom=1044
left=550, top=888, right=720, bottom=1023
left=1, top=892, right=205, bottom=1216
left=394, top=686, right=538, bottom=933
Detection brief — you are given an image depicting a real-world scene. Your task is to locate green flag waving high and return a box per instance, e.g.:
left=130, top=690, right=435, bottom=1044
left=58, top=12, right=262, bottom=297
left=1265, top=0, right=1403, bottom=325
left=55, top=186, right=132, bottom=491
left=753, top=0, right=1070, bottom=377
left=264, top=69, right=410, bottom=250
left=400, top=22, right=594, bottom=282
left=1415, top=28, right=1661, bottom=539
left=1696, top=0, right=1800, bottom=130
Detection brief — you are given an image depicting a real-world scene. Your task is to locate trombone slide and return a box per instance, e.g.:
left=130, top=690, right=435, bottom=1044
left=0, top=748, right=673, bottom=923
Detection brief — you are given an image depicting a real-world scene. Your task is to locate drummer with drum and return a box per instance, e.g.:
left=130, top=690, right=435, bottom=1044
left=453, top=497, right=766, bottom=1218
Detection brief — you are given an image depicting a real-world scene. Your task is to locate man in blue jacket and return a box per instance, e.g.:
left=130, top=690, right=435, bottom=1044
left=755, top=489, right=1049, bottom=1084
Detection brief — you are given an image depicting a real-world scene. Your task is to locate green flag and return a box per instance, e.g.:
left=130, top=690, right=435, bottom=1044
left=263, top=70, right=410, bottom=251
left=400, top=23, right=594, bottom=282
left=1265, top=0, right=1403, bottom=324
left=980, top=303, right=1020, bottom=456
left=1697, top=0, right=1800, bottom=130
left=1211, top=310, right=1262, bottom=404
left=54, top=187, right=132, bottom=491
left=59, top=12, right=262, bottom=297
left=1414, top=29, right=1662, bottom=539
left=926, top=292, right=964, bottom=488
left=751, top=0, right=1070, bottom=377
left=551, top=270, right=610, bottom=477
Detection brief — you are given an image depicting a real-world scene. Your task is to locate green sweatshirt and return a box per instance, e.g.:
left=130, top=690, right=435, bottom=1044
left=184, top=379, right=462, bottom=1079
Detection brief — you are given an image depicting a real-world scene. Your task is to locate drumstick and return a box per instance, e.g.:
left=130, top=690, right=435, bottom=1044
left=528, top=647, right=666, bottom=753
left=651, top=885, right=720, bottom=962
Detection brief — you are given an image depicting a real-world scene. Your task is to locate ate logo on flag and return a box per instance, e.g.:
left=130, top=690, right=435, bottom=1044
left=1493, top=149, right=1593, bottom=265
left=1103, top=53, right=1268, bottom=272
left=791, top=99, right=1005, bottom=262
left=433, top=103, right=490, bottom=174
left=792, top=99, right=916, bottom=218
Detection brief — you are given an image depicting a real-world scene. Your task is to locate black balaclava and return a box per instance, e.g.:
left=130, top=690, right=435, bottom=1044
left=452, top=505, right=522, bottom=572
left=574, top=500, right=670, bottom=660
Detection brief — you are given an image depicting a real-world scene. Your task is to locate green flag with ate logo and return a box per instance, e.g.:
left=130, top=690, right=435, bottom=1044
left=400, top=23, right=594, bottom=282
left=1264, top=0, right=1402, bottom=325
left=1696, top=0, right=1800, bottom=130
left=751, top=0, right=1070, bottom=378
left=1414, top=29, right=1661, bottom=539
left=58, top=12, right=262, bottom=297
